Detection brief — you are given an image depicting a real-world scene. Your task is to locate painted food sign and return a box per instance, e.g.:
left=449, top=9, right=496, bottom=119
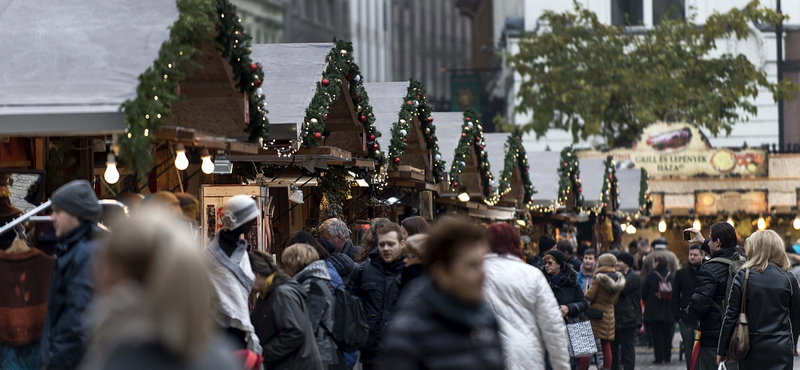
left=695, top=190, right=767, bottom=216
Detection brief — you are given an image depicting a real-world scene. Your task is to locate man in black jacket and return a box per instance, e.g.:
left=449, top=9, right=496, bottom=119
left=320, top=217, right=361, bottom=261
left=672, top=244, right=704, bottom=370
left=684, top=223, right=744, bottom=370
left=349, top=223, right=406, bottom=370
left=611, top=253, right=642, bottom=370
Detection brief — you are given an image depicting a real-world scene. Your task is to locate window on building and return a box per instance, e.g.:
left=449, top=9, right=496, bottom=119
left=653, top=0, right=685, bottom=25
left=611, top=0, right=643, bottom=26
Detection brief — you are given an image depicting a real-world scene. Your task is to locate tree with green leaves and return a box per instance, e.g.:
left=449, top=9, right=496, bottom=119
left=508, top=1, right=795, bottom=148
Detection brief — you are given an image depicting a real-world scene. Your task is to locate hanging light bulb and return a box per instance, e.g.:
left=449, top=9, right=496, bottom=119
left=658, top=219, right=667, bottom=233
left=174, top=144, right=189, bottom=170
left=457, top=191, right=470, bottom=202
left=200, top=149, right=214, bottom=174
left=757, top=216, right=766, bottom=231
left=793, top=217, right=800, bottom=230
left=620, top=223, right=628, bottom=232
left=692, top=219, right=701, bottom=230
left=104, top=153, right=119, bottom=184
left=727, top=217, right=734, bottom=227
left=516, top=219, right=526, bottom=226
left=626, top=225, right=637, bottom=234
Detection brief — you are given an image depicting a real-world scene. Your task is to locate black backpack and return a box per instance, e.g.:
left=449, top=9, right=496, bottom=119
left=330, top=286, right=370, bottom=352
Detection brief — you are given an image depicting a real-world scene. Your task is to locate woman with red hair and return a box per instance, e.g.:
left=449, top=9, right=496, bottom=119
left=483, top=223, right=572, bottom=370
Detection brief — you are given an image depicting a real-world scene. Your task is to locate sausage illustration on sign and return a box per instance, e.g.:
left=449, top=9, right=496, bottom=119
left=646, top=127, right=692, bottom=152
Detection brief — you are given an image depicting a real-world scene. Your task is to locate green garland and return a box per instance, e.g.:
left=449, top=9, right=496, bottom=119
left=557, top=146, right=583, bottom=208
left=498, top=129, right=537, bottom=208
left=300, top=39, right=385, bottom=165
left=639, top=168, right=653, bottom=216
left=318, top=166, right=351, bottom=220
left=387, top=79, right=446, bottom=182
left=601, top=155, right=619, bottom=213
left=118, top=0, right=269, bottom=175
left=449, top=107, right=496, bottom=202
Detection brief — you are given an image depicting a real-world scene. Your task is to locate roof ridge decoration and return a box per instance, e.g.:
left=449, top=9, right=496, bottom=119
left=300, top=38, right=385, bottom=165
left=387, top=79, right=446, bottom=183
left=119, top=0, right=270, bottom=175
left=449, top=107, right=498, bottom=205
left=557, top=145, right=583, bottom=210
left=601, top=155, right=619, bottom=213
left=639, top=168, right=653, bottom=216
left=498, top=129, right=536, bottom=209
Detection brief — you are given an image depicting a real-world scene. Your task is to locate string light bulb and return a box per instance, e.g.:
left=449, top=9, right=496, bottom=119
left=757, top=216, right=766, bottom=231
left=658, top=219, right=667, bottom=233
left=104, top=154, right=119, bottom=184
left=626, top=225, right=637, bottom=234
left=174, top=144, right=189, bottom=170
left=692, top=219, right=701, bottom=230
left=457, top=191, right=470, bottom=202
left=200, top=149, right=214, bottom=174
left=793, top=217, right=800, bottom=230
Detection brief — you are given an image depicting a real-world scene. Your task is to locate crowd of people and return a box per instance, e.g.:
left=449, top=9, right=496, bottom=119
left=5, top=179, right=800, bottom=370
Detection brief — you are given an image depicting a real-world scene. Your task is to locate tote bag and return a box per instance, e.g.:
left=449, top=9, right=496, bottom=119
left=565, top=319, right=598, bottom=358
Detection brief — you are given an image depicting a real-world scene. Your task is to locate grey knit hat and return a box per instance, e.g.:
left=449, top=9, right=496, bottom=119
left=52, top=180, right=101, bottom=221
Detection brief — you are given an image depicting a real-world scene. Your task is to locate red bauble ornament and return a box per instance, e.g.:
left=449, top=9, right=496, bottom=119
left=359, top=115, right=366, bottom=123
left=406, top=101, right=412, bottom=105
left=524, top=168, right=529, bottom=173
left=254, top=79, right=262, bottom=88
left=250, top=63, right=258, bottom=72
left=323, top=114, right=328, bottom=121
left=428, top=116, right=434, bottom=123
left=314, top=132, right=322, bottom=140
left=373, top=143, right=379, bottom=150
left=427, top=137, right=432, bottom=142
left=368, top=134, right=376, bottom=142
left=346, top=74, right=353, bottom=81
left=461, top=133, right=466, bottom=138
left=417, top=94, right=422, bottom=99
left=476, top=145, right=483, bottom=151
left=322, top=79, right=330, bottom=86
left=453, top=181, right=459, bottom=187
left=393, top=157, right=401, bottom=164
left=563, top=163, right=568, bottom=167
left=402, top=139, right=407, bottom=143
left=355, top=93, right=361, bottom=100
left=465, top=117, right=471, bottom=121
left=486, top=186, right=491, bottom=192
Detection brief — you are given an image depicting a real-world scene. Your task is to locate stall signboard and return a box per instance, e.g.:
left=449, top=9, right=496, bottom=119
left=695, top=190, right=768, bottom=216
left=578, top=123, right=767, bottom=178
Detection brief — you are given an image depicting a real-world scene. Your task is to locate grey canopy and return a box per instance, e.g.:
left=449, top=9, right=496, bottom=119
left=362, top=82, right=409, bottom=152
left=527, top=151, right=561, bottom=205
left=483, top=133, right=510, bottom=187
left=431, top=112, right=465, bottom=172
left=0, top=0, right=179, bottom=135
left=579, top=157, right=642, bottom=211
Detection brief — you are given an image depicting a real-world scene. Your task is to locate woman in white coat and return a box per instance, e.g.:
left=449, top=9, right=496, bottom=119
left=483, top=223, right=572, bottom=370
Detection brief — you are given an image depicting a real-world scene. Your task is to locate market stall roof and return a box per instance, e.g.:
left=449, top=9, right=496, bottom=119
left=0, top=0, right=178, bottom=135
left=363, top=82, right=410, bottom=151
left=528, top=151, right=561, bottom=205
left=616, top=166, right=642, bottom=212
left=484, top=133, right=509, bottom=189
left=579, top=157, right=606, bottom=206
left=431, top=112, right=464, bottom=173
left=250, top=43, right=332, bottom=139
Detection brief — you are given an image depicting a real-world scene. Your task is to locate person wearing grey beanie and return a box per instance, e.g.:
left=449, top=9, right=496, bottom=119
left=41, top=180, right=103, bottom=369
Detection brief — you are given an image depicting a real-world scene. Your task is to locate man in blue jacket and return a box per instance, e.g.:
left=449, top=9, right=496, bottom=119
left=40, top=180, right=102, bottom=369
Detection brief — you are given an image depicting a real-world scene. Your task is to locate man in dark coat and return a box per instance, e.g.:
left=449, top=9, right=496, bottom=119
left=348, top=223, right=406, bottom=370
left=40, top=180, right=103, bottom=369
left=685, top=223, right=744, bottom=370
left=249, top=251, right=323, bottom=370
left=672, top=244, right=704, bottom=370
left=558, top=239, right=583, bottom=273
left=612, top=253, right=642, bottom=370
left=319, top=217, right=361, bottom=261
left=381, top=217, right=504, bottom=370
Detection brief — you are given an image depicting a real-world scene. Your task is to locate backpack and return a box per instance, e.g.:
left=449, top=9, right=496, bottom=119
left=654, top=271, right=672, bottom=300
left=707, top=253, right=747, bottom=318
left=330, top=269, right=370, bottom=352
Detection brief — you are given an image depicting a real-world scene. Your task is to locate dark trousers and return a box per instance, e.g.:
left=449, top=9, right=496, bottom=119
left=697, top=346, right=738, bottom=370
left=611, top=327, right=637, bottom=370
left=678, top=321, right=695, bottom=370
left=647, top=322, right=674, bottom=363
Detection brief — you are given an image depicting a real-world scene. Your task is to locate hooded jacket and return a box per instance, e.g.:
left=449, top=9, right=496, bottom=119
left=541, top=264, right=588, bottom=319
left=294, top=260, right=343, bottom=369
left=251, top=272, right=324, bottom=370
left=584, top=266, right=626, bottom=341
left=40, top=223, right=99, bottom=370
left=484, top=254, right=571, bottom=370
left=614, top=269, right=642, bottom=329
left=380, top=277, right=504, bottom=370
left=686, top=247, right=744, bottom=347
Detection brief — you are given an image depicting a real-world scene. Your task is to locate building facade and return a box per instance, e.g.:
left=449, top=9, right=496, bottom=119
left=231, top=0, right=285, bottom=44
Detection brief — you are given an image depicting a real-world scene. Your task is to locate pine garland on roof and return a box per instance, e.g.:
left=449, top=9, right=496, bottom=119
left=300, top=39, right=385, bottom=165
left=557, top=146, right=583, bottom=209
left=601, top=155, right=619, bottom=213
left=449, top=108, right=497, bottom=203
left=498, top=129, right=537, bottom=208
left=639, top=168, right=653, bottom=216
left=387, top=79, right=446, bottom=182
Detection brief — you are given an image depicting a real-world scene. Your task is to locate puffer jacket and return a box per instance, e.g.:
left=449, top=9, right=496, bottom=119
left=380, top=277, right=504, bottom=370
left=294, top=260, right=344, bottom=370
left=541, top=264, right=589, bottom=320
left=348, top=249, right=405, bottom=365
left=686, top=247, right=745, bottom=347
left=584, top=266, right=626, bottom=341
left=614, top=269, right=642, bottom=329
left=40, top=223, right=99, bottom=370
left=484, top=254, right=570, bottom=370
left=251, top=272, right=324, bottom=370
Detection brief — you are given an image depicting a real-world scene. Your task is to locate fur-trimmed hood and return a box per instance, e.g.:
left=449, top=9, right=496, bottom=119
left=541, top=262, right=580, bottom=289
left=594, top=266, right=626, bottom=293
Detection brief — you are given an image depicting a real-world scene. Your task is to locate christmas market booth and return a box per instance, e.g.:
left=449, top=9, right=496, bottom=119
left=227, top=40, right=383, bottom=254
left=479, top=131, right=536, bottom=221
left=364, top=79, right=446, bottom=221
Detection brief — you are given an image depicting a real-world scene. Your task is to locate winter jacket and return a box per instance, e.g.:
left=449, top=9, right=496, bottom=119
left=398, top=264, right=424, bottom=295
left=566, top=255, right=582, bottom=273
left=40, top=223, right=99, bottom=370
left=483, top=254, right=570, bottom=370
left=380, top=277, right=504, bottom=370
left=686, top=248, right=745, bottom=347
left=640, top=249, right=680, bottom=276
left=584, top=266, right=626, bottom=341
left=642, top=268, right=676, bottom=324
left=328, top=253, right=355, bottom=286
left=718, top=265, right=800, bottom=370
left=341, top=241, right=361, bottom=262
left=577, top=264, right=595, bottom=292
left=614, top=269, right=642, bottom=329
left=671, top=264, right=699, bottom=325
left=323, top=257, right=357, bottom=369
left=251, top=272, right=324, bottom=370
left=348, top=250, right=405, bottom=365
left=92, top=339, right=239, bottom=370
left=541, top=264, right=588, bottom=320
left=294, top=260, right=344, bottom=370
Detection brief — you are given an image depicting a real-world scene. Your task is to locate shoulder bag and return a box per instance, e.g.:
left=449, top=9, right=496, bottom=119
left=727, top=268, right=750, bottom=361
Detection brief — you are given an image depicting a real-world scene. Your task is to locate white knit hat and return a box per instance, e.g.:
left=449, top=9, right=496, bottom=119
left=221, top=195, right=259, bottom=230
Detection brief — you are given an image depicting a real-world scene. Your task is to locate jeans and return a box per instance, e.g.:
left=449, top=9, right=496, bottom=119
left=678, top=322, right=695, bottom=370
left=648, top=322, right=674, bottom=363
left=611, top=327, right=637, bottom=370
left=697, top=346, right=738, bottom=370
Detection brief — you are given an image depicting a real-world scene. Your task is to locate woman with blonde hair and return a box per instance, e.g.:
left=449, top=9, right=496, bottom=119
left=81, top=212, right=238, bottom=370
left=282, top=244, right=344, bottom=370
left=718, top=229, right=800, bottom=370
